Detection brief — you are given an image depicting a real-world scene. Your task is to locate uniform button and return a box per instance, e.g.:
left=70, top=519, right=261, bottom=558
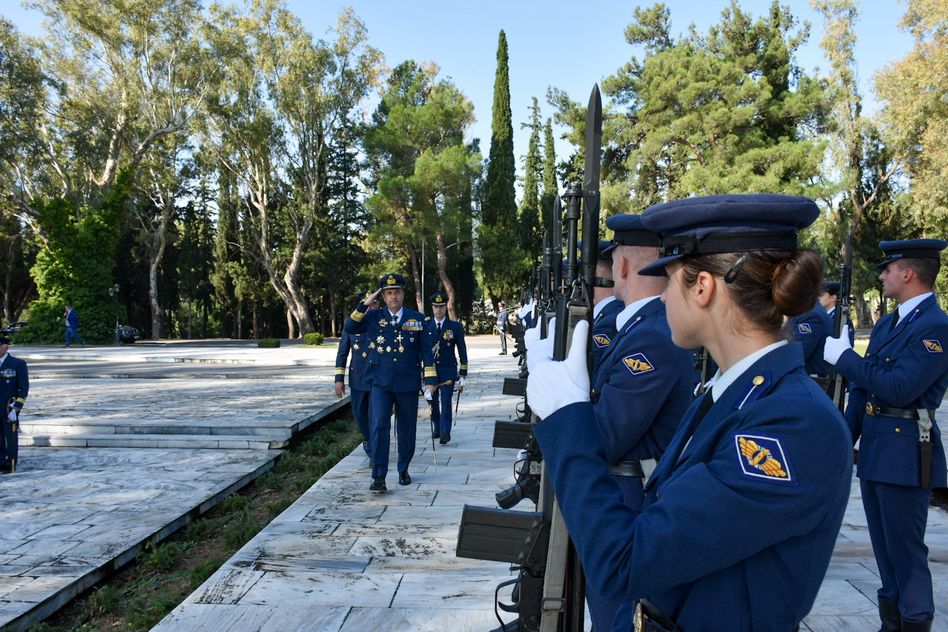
left=394, top=358, right=398, bottom=362
left=895, top=427, right=901, bottom=433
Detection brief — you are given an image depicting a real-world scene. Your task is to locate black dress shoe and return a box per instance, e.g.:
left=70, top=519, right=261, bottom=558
left=439, top=433, right=450, bottom=445
left=369, top=478, right=386, bottom=492
left=398, top=471, right=412, bottom=485
left=431, top=431, right=440, bottom=439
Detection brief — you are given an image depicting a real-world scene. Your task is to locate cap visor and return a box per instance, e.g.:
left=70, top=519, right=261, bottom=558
left=638, top=254, right=681, bottom=277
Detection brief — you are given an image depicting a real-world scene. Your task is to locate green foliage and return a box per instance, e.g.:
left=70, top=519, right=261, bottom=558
left=143, top=540, right=189, bottom=571
left=86, top=584, right=123, bottom=617
left=222, top=510, right=260, bottom=549
left=188, top=557, right=225, bottom=588
left=18, top=172, right=132, bottom=344
left=257, top=337, right=280, bottom=348
left=303, top=332, right=323, bottom=345
left=220, top=493, right=250, bottom=512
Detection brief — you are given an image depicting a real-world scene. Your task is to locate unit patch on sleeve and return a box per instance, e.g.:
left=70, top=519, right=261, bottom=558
left=622, top=353, right=654, bottom=376
left=923, top=339, right=943, bottom=353
left=735, top=435, right=793, bottom=483
left=593, top=334, right=611, bottom=348
left=796, top=322, right=813, bottom=335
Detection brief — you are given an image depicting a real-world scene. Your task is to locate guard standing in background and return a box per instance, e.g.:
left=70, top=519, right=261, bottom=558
left=424, top=291, right=468, bottom=445
left=334, top=292, right=378, bottom=463
left=344, top=273, right=436, bottom=492
left=785, top=287, right=834, bottom=383
left=496, top=302, right=508, bottom=355
left=0, top=336, right=29, bottom=474
left=824, top=239, right=948, bottom=632
left=589, top=239, right=624, bottom=372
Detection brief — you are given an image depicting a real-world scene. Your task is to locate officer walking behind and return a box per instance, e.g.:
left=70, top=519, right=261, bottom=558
left=585, top=216, right=693, bottom=630
left=823, top=239, right=948, bottom=632
left=64, top=303, right=86, bottom=347
left=589, top=239, right=624, bottom=372
left=0, top=335, right=29, bottom=474
left=496, top=302, right=508, bottom=355
left=526, top=194, right=853, bottom=632
left=423, top=291, right=468, bottom=445
left=344, top=274, right=435, bottom=492
left=334, top=295, right=378, bottom=462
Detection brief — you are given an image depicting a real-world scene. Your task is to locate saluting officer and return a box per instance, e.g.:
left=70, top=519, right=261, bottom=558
left=588, top=239, right=624, bottom=372
left=423, top=290, right=468, bottom=445
left=334, top=293, right=377, bottom=462
left=526, top=194, right=852, bottom=632
left=0, top=335, right=29, bottom=474
left=584, top=216, right=693, bottom=630
left=344, top=273, right=436, bottom=492
left=824, top=239, right=948, bottom=632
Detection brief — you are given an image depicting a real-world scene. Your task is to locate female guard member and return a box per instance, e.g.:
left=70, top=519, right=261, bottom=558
left=526, top=194, right=853, bottom=632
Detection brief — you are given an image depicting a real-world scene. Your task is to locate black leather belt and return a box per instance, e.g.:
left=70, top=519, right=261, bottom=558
left=633, top=600, right=799, bottom=632
left=609, top=460, right=645, bottom=478
left=865, top=402, right=920, bottom=419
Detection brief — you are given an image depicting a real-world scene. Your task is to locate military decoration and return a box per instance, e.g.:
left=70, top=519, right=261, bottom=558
left=622, top=353, right=655, bottom=376
left=735, top=435, right=792, bottom=483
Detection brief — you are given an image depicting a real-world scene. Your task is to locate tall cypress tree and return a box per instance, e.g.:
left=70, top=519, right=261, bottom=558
left=483, top=30, right=516, bottom=227
left=519, top=97, right=542, bottom=262
left=541, top=118, right=558, bottom=233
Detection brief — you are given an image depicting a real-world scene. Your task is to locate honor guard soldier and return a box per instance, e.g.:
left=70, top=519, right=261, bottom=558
left=582, top=217, right=693, bottom=630
left=785, top=286, right=834, bottom=384
left=588, top=239, right=624, bottom=372
left=824, top=238, right=948, bottom=632
left=335, top=293, right=377, bottom=462
left=526, top=194, right=852, bottom=632
left=0, top=336, right=29, bottom=473
left=344, top=274, right=436, bottom=492
left=821, top=280, right=841, bottom=318
left=423, top=291, right=468, bottom=445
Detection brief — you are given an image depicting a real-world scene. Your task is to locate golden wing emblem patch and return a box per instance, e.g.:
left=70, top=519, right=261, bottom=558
left=593, top=334, right=611, bottom=348
left=736, top=435, right=792, bottom=482
left=923, top=339, right=943, bottom=353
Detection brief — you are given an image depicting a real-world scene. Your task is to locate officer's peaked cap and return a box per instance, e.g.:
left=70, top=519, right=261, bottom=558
left=606, top=214, right=661, bottom=248
left=0, top=336, right=11, bottom=345
left=378, top=273, right=407, bottom=290
left=637, top=194, right=820, bottom=276
left=821, top=280, right=841, bottom=295
left=430, top=291, right=448, bottom=305
left=577, top=239, right=618, bottom=260
left=875, top=239, right=946, bottom=270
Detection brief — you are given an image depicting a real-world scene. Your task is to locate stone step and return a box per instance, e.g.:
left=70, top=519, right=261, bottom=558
left=19, top=421, right=294, bottom=438
left=19, top=433, right=287, bottom=449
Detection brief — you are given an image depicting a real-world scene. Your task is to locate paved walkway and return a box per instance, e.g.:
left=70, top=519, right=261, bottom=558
left=154, top=339, right=948, bottom=632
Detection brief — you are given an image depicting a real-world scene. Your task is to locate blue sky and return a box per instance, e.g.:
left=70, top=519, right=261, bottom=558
left=3, top=0, right=914, bottom=174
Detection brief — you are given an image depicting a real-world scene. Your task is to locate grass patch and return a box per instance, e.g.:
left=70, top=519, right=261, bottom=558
left=30, top=415, right=363, bottom=632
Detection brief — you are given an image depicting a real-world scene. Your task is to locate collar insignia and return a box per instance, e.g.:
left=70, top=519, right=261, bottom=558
left=923, top=339, right=943, bottom=353
left=736, top=435, right=792, bottom=482
left=593, top=334, right=611, bottom=348
left=796, top=322, right=813, bottom=335
left=622, top=353, right=654, bottom=375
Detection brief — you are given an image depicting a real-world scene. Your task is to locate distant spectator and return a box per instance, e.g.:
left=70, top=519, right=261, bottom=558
left=64, top=304, right=86, bottom=348
left=496, top=302, right=508, bottom=355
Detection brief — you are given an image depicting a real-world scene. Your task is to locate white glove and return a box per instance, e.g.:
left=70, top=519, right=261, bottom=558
left=424, top=389, right=433, bottom=401
left=7, top=409, right=17, bottom=422
left=527, top=320, right=590, bottom=420
left=822, top=324, right=853, bottom=365
left=524, top=316, right=556, bottom=374
left=518, top=301, right=535, bottom=319
left=456, top=377, right=465, bottom=389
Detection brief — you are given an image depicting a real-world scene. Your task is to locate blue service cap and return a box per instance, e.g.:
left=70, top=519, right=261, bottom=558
left=875, top=239, right=947, bottom=270
left=605, top=214, right=661, bottom=248
left=0, top=336, right=11, bottom=345
left=637, top=194, right=820, bottom=276
left=378, top=273, right=407, bottom=290
left=430, top=290, right=448, bottom=305
left=821, top=280, right=841, bottom=295
left=577, top=239, right=617, bottom=260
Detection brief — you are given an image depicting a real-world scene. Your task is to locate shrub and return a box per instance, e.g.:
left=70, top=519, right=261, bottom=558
left=303, top=332, right=323, bottom=346
left=257, top=338, right=280, bottom=348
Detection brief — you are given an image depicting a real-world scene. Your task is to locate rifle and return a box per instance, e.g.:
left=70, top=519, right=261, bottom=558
left=830, top=226, right=853, bottom=412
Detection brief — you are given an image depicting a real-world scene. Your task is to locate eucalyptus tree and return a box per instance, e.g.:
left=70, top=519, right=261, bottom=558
left=200, top=1, right=380, bottom=337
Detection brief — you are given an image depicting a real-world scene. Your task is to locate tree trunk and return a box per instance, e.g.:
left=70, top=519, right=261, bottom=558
left=407, top=244, right=424, bottom=311
left=436, top=232, right=459, bottom=321
left=329, top=291, right=337, bottom=338
left=286, top=309, right=296, bottom=339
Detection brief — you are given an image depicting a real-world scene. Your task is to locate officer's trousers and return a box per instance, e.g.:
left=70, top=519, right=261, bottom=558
left=350, top=387, right=371, bottom=444
left=1, top=418, right=18, bottom=469
left=369, top=386, right=418, bottom=480
left=430, top=383, right=454, bottom=435
left=861, top=478, right=934, bottom=621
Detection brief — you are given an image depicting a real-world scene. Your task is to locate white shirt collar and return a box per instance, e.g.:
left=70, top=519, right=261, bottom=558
left=897, top=292, right=932, bottom=321
left=615, top=295, right=660, bottom=332
left=435, top=317, right=446, bottom=326
left=0, top=353, right=7, bottom=365
left=593, top=295, right=617, bottom=320
left=390, top=308, right=404, bottom=322
left=710, top=340, right=788, bottom=402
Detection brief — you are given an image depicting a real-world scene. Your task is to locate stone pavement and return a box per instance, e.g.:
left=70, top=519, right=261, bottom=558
left=0, top=340, right=352, bottom=631
left=154, top=336, right=948, bottom=632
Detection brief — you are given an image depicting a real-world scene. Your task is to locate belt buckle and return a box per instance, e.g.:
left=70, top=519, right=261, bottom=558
left=633, top=601, right=645, bottom=632
left=866, top=402, right=878, bottom=416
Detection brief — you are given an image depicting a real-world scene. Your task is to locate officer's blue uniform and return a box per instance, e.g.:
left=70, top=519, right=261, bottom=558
left=536, top=343, right=852, bottom=632
left=591, top=296, right=623, bottom=371
left=335, top=327, right=372, bottom=457
left=0, top=348, right=29, bottom=473
left=423, top=292, right=468, bottom=441
left=786, top=302, right=833, bottom=376
left=834, top=239, right=948, bottom=627
left=531, top=194, right=853, bottom=631
left=344, top=274, right=435, bottom=486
